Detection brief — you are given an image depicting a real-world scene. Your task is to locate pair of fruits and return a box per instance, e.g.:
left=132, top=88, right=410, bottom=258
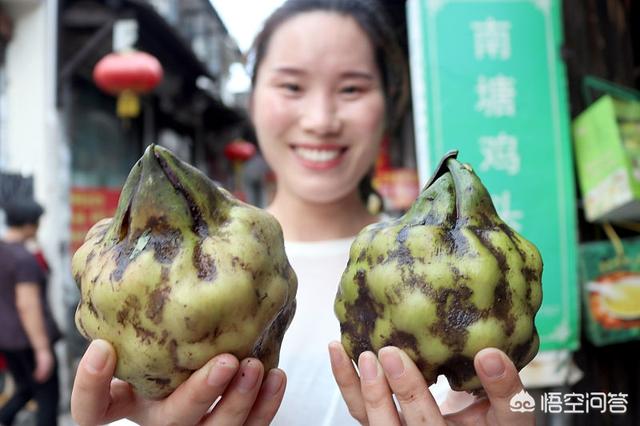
left=73, top=145, right=542, bottom=398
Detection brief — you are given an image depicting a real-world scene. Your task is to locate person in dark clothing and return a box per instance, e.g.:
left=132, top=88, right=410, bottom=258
left=0, top=200, right=61, bottom=426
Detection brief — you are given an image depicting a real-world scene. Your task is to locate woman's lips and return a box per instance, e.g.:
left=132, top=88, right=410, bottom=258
left=291, top=144, right=348, bottom=170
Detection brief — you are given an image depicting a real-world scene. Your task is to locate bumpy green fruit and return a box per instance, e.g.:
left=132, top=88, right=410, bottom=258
left=73, top=145, right=297, bottom=399
left=335, top=150, right=542, bottom=391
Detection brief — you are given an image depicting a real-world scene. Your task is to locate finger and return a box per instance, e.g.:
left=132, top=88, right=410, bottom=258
left=102, top=379, right=138, bottom=422
left=443, top=398, right=491, bottom=423
left=149, top=353, right=239, bottom=425
left=71, top=339, right=117, bottom=426
left=328, top=341, right=367, bottom=424
left=358, top=351, right=401, bottom=426
left=244, top=368, right=286, bottom=426
left=439, top=389, right=478, bottom=415
left=206, top=358, right=264, bottom=426
left=378, top=347, right=445, bottom=426
left=474, top=348, right=535, bottom=426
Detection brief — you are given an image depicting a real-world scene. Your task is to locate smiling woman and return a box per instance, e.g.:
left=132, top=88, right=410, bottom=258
left=251, top=11, right=387, bottom=217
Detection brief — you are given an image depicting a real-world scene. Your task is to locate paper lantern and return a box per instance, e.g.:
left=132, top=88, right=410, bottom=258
left=224, top=140, right=257, bottom=163
left=93, top=50, right=163, bottom=118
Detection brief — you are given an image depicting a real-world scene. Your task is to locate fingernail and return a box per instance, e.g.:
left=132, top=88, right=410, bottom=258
left=358, top=352, right=378, bottom=382
left=85, top=340, right=109, bottom=374
left=238, top=359, right=260, bottom=393
left=379, top=347, right=405, bottom=379
left=263, top=369, right=284, bottom=396
left=207, top=357, right=237, bottom=387
left=480, top=352, right=505, bottom=378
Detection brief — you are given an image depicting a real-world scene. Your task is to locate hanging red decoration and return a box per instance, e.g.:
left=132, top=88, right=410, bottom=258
left=224, top=140, right=257, bottom=163
left=93, top=50, right=163, bottom=118
left=224, top=140, right=257, bottom=201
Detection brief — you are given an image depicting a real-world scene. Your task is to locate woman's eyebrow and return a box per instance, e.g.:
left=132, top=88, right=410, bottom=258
left=271, top=67, right=374, bottom=80
left=272, top=66, right=307, bottom=75
left=340, top=71, right=374, bottom=80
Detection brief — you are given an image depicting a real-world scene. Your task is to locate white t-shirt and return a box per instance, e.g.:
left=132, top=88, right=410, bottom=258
left=272, top=237, right=451, bottom=425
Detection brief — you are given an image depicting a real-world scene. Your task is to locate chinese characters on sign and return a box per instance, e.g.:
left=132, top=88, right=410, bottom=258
left=471, top=17, right=512, bottom=60
left=411, top=0, right=579, bottom=350
left=509, top=390, right=629, bottom=414
left=491, top=190, right=524, bottom=231
left=478, top=132, right=521, bottom=175
left=471, top=16, right=522, bottom=228
left=70, top=187, right=121, bottom=253
left=476, top=75, right=517, bottom=117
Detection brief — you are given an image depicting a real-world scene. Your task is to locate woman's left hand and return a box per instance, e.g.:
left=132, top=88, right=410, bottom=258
left=329, top=342, right=534, bottom=425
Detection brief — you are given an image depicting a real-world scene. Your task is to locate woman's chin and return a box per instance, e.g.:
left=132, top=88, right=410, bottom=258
left=292, top=184, right=357, bottom=206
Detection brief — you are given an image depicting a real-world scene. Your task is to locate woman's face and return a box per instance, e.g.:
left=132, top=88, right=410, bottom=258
left=251, top=11, right=386, bottom=205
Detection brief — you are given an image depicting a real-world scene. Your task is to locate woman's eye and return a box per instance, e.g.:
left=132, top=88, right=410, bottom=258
left=340, top=86, right=363, bottom=96
left=280, top=83, right=301, bottom=93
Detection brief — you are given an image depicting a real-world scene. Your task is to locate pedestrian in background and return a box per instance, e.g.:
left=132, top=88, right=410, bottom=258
left=0, top=200, right=61, bottom=426
left=71, top=0, right=534, bottom=424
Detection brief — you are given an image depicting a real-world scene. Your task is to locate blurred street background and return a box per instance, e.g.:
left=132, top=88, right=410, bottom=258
left=0, top=0, right=639, bottom=424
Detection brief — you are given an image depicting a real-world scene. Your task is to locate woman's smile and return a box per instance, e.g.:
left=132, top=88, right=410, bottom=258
left=291, top=144, right=348, bottom=170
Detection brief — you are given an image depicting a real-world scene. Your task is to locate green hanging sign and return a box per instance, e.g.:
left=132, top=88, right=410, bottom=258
left=407, top=0, right=579, bottom=350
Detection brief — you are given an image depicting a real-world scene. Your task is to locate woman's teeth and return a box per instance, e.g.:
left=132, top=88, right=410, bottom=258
left=294, top=147, right=342, bottom=162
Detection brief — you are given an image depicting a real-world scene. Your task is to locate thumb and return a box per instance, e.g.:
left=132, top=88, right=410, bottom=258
left=474, top=348, right=535, bottom=425
left=71, top=339, right=117, bottom=426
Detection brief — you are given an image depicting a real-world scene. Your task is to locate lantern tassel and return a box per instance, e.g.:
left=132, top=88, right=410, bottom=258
left=117, top=89, right=141, bottom=118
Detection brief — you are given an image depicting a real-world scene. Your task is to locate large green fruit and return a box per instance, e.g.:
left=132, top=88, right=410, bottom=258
left=73, top=145, right=297, bottom=399
left=335, top=151, right=542, bottom=391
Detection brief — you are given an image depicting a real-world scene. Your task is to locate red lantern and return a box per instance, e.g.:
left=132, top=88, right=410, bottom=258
left=224, top=140, right=257, bottom=201
left=93, top=50, right=163, bottom=118
left=224, top=140, right=256, bottom=163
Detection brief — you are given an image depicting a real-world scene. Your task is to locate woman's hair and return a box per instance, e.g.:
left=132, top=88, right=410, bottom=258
left=248, top=0, right=409, bottom=131
left=3, top=199, right=44, bottom=227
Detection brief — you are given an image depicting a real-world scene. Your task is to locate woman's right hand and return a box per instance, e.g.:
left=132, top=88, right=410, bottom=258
left=71, top=340, right=286, bottom=426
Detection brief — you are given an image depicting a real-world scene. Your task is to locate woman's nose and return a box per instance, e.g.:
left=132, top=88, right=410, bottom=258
left=300, top=92, right=341, bottom=136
